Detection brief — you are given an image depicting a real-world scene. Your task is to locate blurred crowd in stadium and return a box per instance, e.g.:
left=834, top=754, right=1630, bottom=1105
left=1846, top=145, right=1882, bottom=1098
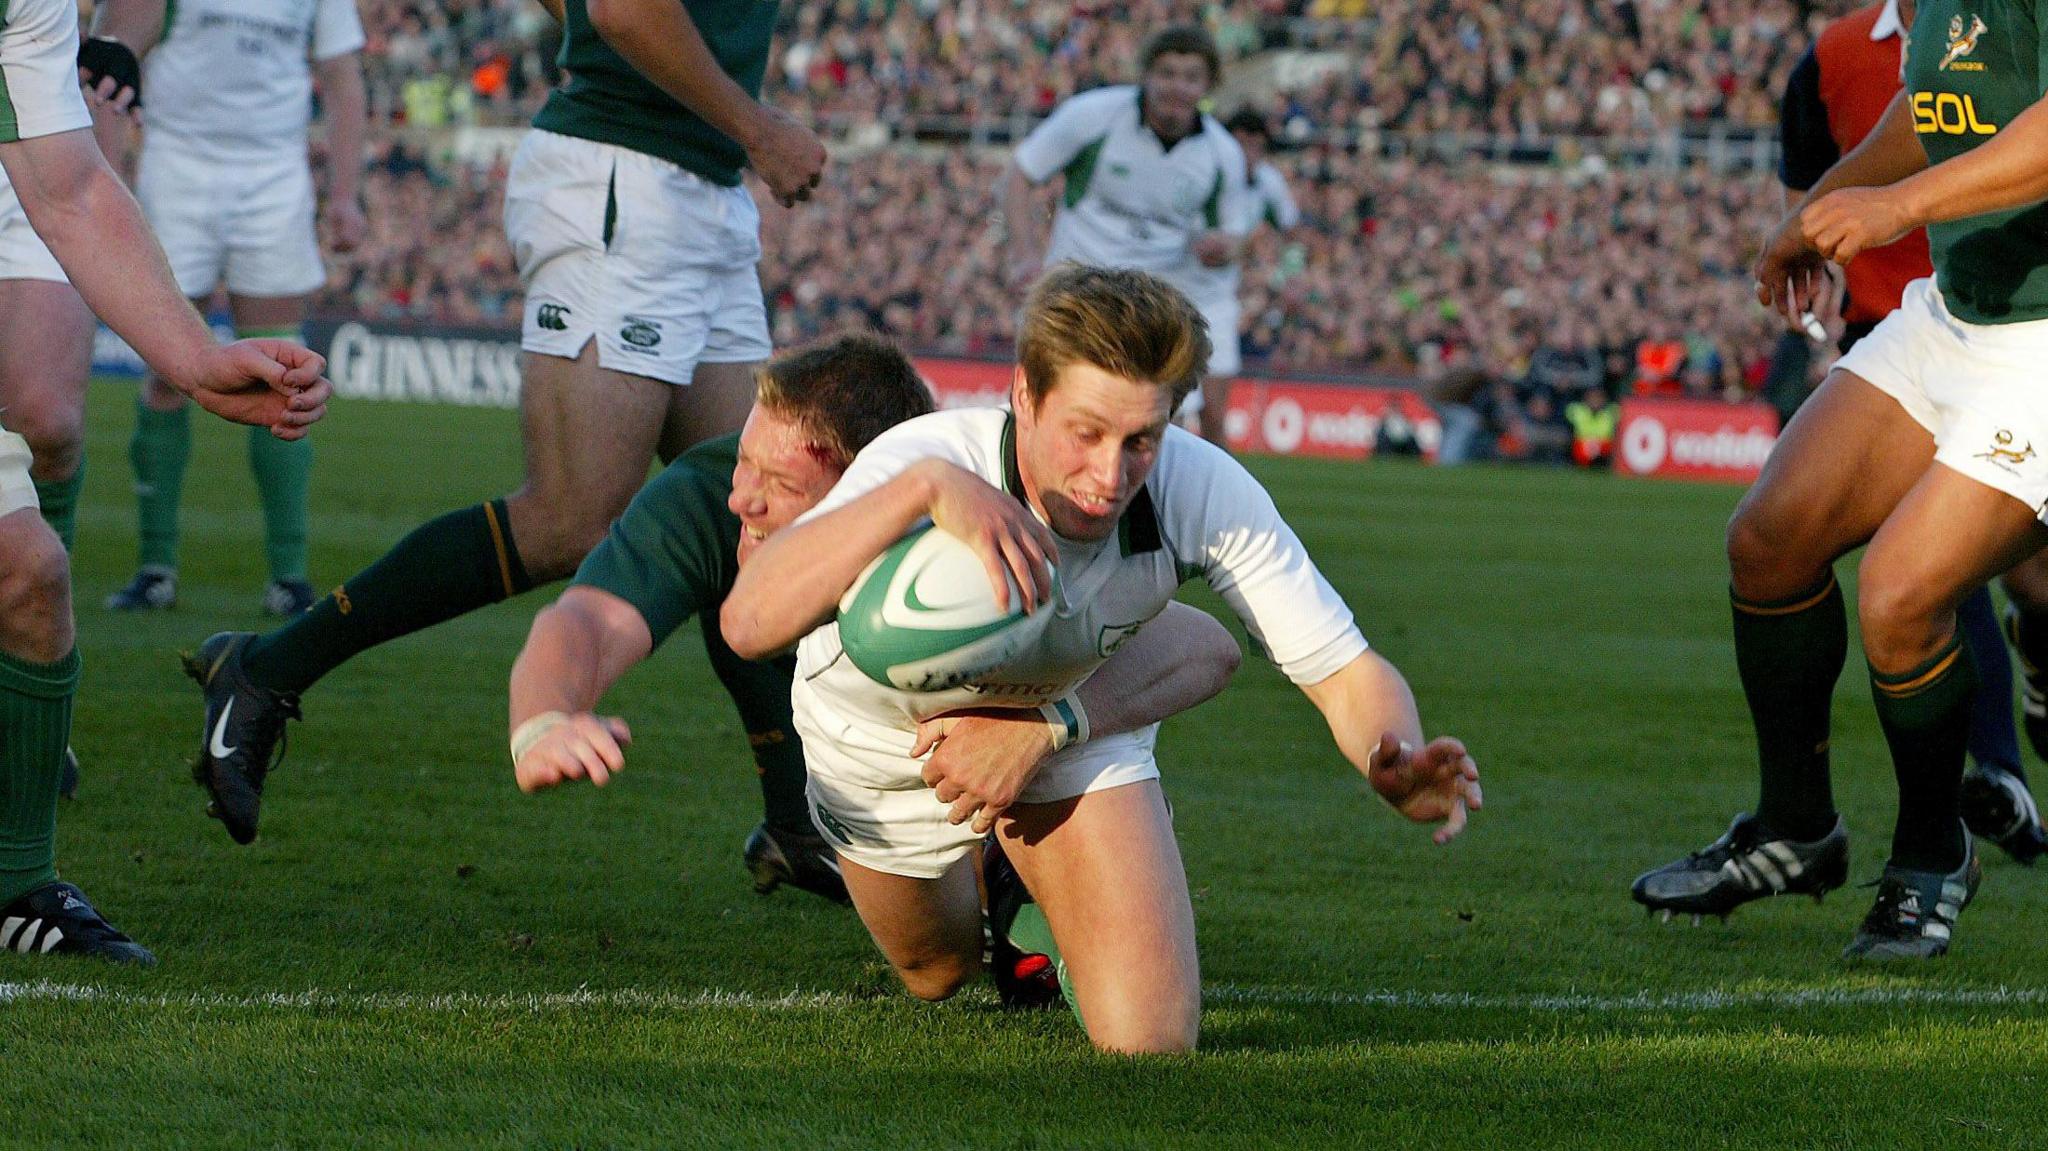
left=324, top=0, right=1820, bottom=457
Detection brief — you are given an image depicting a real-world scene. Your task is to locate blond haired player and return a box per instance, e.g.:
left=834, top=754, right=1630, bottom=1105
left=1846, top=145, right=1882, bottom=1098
left=723, top=266, right=1480, bottom=1052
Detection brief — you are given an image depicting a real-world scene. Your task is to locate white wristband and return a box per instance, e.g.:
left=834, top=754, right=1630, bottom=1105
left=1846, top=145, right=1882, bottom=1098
left=1037, top=692, right=1090, bottom=753
left=510, top=711, right=569, bottom=767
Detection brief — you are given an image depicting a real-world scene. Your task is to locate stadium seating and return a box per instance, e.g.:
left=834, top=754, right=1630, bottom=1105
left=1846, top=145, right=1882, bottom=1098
left=324, top=0, right=1810, bottom=421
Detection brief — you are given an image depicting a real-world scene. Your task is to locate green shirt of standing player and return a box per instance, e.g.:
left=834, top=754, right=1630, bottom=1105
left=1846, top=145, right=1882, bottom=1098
left=505, top=336, right=1244, bottom=903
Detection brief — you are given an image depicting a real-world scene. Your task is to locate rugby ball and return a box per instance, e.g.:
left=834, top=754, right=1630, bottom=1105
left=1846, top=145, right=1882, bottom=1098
left=837, top=524, right=1055, bottom=692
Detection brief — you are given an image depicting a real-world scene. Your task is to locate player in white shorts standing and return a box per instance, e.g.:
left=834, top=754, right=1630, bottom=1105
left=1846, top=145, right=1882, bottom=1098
left=0, top=0, right=331, bottom=964
left=1223, top=109, right=1303, bottom=239
left=87, top=0, right=366, bottom=617
left=1653, top=0, right=2048, bottom=959
left=1003, top=26, right=1254, bottom=450
left=722, top=267, right=1482, bottom=1052
left=178, top=0, right=830, bottom=852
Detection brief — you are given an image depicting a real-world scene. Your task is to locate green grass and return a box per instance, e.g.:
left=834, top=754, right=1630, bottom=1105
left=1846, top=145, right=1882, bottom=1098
left=6, top=383, right=2048, bottom=1148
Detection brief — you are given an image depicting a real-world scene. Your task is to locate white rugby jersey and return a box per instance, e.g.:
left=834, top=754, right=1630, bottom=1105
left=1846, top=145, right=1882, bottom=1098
left=141, top=0, right=365, bottom=160
left=1014, top=85, right=1254, bottom=299
left=1250, top=160, right=1301, bottom=231
left=792, top=408, right=1367, bottom=758
left=0, top=0, right=91, bottom=143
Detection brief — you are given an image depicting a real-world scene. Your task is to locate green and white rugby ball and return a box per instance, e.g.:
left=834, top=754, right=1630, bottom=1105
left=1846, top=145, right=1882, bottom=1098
left=838, top=524, right=1054, bottom=692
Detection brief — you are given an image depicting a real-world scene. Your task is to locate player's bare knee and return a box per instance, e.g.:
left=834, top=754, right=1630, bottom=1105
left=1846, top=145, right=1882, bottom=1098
left=0, top=519, right=74, bottom=660
left=1725, top=501, right=1828, bottom=601
left=9, top=407, right=82, bottom=483
left=1085, top=1012, right=1200, bottom=1055
left=502, top=489, right=608, bottom=583
left=1856, top=560, right=1947, bottom=673
left=894, top=953, right=976, bottom=1002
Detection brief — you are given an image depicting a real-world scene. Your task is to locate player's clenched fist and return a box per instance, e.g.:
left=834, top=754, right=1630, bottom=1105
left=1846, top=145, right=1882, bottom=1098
left=1799, top=185, right=1917, bottom=266
left=1366, top=733, right=1482, bottom=844
left=172, top=339, right=333, bottom=441
left=743, top=103, right=826, bottom=207
left=511, top=710, right=634, bottom=792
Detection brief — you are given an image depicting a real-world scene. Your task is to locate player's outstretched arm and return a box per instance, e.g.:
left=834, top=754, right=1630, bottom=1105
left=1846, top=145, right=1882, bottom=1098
left=509, top=587, right=652, bottom=792
left=722, top=459, right=1056, bottom=660
left=584, top=0, right=824, bottom=206
left=1299, top=651, right=1481, bottom=844
left=0, top=129, right=330, bottom=438
left=916, top=602, right=1243, bottom=833
left=1807, top=89, right=2048, bottom=266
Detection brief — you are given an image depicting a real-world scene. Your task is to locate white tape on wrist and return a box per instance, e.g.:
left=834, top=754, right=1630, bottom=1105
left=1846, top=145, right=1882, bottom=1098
left=510, top=711, right=569, bottom=767
left=1038, top=692, right=1090, bottom=753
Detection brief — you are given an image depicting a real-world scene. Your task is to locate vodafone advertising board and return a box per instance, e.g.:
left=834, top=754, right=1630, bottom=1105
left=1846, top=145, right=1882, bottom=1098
left=916, top=358, right=1442, bottom=462
left=1616, top=397, right=1779, bottom=482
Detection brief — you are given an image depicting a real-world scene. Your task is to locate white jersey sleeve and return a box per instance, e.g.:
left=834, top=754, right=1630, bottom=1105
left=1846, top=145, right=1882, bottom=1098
left=1013, top=86, right=1132, bottom=186
left=0, top=0, right=90, bottom=143
left=1156, top=432, right=1367, bottom=685
left=1253, top=162, right=1301, bottom=230
left=796, top=409, right=1007, bottom=526
left=312, top=0, right=368, bottom=61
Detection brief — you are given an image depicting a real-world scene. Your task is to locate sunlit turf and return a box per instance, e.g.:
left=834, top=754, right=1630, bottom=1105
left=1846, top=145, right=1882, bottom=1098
left=4, top=382, right=2046, bottom=1148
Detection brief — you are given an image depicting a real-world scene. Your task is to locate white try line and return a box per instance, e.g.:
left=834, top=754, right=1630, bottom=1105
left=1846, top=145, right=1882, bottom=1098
left=7, top=980, right=2048, bottom=1015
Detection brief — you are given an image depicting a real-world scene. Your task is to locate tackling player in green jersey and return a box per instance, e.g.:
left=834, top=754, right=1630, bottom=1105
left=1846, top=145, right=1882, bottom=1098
left=1661, top=0, right=2048, bottom=958
left=507, top=334, right=1244, bottom=907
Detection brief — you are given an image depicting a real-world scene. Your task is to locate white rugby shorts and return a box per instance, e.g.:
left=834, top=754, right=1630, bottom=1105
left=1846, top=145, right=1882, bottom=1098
left=800, top=705, right=1163, bottom=880
left=504, top=129, right=770, bottom=387
left=136, top=143, right=325, bottom=299
left=0, top=174, right=64, bottom=283
left=1837, top=276, right=2048, bottom=521
left=1196, top=295, right=1242, bottom=379
left=0, top=426, right=38, bottom=518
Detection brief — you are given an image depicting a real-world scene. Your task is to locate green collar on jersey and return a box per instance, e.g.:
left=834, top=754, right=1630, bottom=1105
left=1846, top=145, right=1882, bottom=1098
left=1000, top=411, right=1162, bottom=559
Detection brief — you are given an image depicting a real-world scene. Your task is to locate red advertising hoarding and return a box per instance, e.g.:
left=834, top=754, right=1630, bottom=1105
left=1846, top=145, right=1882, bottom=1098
left=916, top=358, right=1442, bottom=462
left=1222, top=379, right=1441, bottom=461
left=1616, top=397, right=1779, bottom=482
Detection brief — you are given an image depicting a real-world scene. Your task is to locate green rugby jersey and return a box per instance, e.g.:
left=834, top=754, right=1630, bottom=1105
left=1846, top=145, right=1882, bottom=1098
left=532, top=0, right=777, bottom=186
left=1905, top=0, right=2048, bottom=323
left=571, top=434, right=803, bottom=778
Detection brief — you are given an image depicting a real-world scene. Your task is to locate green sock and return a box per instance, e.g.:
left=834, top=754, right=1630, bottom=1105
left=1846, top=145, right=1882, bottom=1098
left=1871, top=634, right=1977, bottom=873
left=241, top=499, right=535, bottom=695
left=1007, top=902, right=1082, bottom=1024
left=247, top=426, right=311, bottom=582
left=130, top=398, right=191, bottom=570
left=0, top=648, right=79, bottom=906
left=1733, top=575, right=1847, bottom=841
left=240, top=326, right=312, bottom=582
left=32, top=459, right=84, bottom=552
left=701, top=628, right=811, bottom=833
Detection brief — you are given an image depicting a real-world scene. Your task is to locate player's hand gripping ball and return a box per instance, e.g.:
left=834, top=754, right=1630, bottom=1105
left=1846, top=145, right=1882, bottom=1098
left=838, top=525, right=1056, bottom=692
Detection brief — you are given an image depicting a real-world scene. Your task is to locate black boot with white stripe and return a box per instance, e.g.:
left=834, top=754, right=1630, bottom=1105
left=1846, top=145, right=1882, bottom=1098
left=1842, top=837, right=1981, bottom=960
left=1960, top=764, right=2048, bottom=865
left=1631, top=813, right=1850, bottom=923
left=0, top=881, right=156, bottom=966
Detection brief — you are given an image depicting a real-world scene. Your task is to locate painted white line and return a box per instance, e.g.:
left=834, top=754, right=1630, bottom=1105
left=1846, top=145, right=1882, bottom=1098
left=7, top=980, right=2048, bottom=1015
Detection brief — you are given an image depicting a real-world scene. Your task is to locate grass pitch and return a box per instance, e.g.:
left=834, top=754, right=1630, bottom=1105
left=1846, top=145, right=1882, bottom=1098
left=5, top=384, right=2048, bottom=1148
